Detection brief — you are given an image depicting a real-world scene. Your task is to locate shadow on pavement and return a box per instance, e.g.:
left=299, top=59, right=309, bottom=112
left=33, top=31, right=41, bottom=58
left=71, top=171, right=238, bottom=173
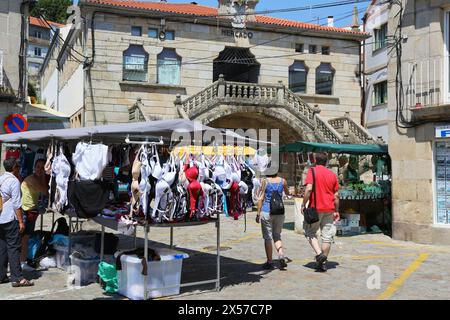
left=303, top=261, right=340, bottom=272
left=92, top=238, right=267, bottom=300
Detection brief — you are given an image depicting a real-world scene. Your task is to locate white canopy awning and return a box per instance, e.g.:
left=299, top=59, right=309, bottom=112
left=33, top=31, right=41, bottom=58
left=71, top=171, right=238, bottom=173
left=0, top=119, right=270, bottom=146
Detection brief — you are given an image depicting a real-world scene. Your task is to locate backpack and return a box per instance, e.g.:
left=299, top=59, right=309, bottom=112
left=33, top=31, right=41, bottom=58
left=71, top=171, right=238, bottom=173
left=269, top=185, right=285, bottom=215
left=28, top=217, right=69, bottom=263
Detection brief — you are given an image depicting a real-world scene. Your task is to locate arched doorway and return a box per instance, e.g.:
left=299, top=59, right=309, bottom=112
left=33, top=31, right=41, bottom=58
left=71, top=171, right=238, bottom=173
left=207, top=110, right=304, bottom=186
left=213, top=47, right=260, bottom=83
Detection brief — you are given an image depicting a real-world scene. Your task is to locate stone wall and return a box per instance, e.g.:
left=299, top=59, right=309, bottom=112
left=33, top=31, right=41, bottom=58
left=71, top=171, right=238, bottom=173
left=81, top=9, right=363, bottom=127
left=388, top=0, right=450, bottom=245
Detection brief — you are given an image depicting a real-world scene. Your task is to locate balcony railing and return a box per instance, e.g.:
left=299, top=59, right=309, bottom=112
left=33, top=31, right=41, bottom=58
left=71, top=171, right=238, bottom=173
left=405, top=56, right=446, bottom=109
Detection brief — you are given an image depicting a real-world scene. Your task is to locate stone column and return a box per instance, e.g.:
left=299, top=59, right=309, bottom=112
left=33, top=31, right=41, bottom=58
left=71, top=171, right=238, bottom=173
left=175, top=94, right=189, bottom=119
left=218, top=74, right=226, bottom=99
left=277, top=80, right=285, bottom=105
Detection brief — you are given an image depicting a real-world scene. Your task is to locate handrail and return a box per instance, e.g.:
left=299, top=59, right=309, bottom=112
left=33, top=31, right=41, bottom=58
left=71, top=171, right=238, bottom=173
left=177, top=79, right=347, bottom=144
left=329, top=114, right=376, bottom=144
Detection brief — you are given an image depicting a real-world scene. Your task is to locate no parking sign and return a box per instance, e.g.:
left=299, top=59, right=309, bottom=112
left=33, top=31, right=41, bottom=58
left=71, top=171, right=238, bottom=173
left=3, top=113, right=28, bottom=133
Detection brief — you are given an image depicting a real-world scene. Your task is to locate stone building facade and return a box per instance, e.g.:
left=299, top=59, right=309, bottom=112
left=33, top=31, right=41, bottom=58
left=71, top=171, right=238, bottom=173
left=28, top=16, right=64, bottom=96
left=41, top=0, right=376, bottom=184
left=388, top=0, right=450, bottom=245
left=0, top=0, right=22, bottom=126
left=363, top=0, right=389, bottom=143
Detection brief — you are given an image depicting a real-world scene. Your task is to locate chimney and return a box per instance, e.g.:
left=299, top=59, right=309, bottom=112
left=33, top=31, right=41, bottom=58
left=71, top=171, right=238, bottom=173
left=351, top=6, right=360, bottom=31
left=327, top=16, right=334, bottom=27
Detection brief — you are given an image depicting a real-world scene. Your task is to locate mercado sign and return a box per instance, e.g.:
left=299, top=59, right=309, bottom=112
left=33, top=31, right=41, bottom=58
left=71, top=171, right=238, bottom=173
left=221, top=29, right=254, bottom=39
left=436, top=125, right=450, bottom=138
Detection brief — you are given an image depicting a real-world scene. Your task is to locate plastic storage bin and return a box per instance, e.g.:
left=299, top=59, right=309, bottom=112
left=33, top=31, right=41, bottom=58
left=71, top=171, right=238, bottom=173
left=116, top=248, right=189, bottom=300
left=54, top=245, right=70, bottom=269
left=53, top=232, right=97, bottom=270
left=69, top=254, right=100, bottom=286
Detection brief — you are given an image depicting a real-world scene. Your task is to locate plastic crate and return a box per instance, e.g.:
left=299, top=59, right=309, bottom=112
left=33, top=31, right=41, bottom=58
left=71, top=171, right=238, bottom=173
left=116, top=248, right=189, bottom=300
left=69, top=254, right=100, bottom=286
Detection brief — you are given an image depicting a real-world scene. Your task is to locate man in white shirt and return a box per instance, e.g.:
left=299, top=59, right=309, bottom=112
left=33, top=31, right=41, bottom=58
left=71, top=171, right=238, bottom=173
left=0, top=158, right=34, bottom=287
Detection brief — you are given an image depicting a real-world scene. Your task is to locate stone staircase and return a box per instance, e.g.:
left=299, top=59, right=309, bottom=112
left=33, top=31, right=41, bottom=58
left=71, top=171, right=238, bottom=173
left=174, top=76, right=380, bottom=145
left=328, top=113, right=380, bottom=144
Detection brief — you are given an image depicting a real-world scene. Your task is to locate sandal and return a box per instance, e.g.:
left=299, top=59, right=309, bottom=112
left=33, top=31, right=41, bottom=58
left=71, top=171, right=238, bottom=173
left=11, top=279, right=34, bottom=287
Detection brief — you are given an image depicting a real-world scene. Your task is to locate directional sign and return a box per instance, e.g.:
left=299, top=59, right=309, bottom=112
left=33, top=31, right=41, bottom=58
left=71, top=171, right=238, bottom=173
left=3, top=113, right=28, bottom=134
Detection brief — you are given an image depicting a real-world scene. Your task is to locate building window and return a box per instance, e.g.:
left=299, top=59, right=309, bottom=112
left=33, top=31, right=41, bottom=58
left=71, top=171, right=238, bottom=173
left=148, top=28, right=158, bottom=38
left=34, top=31, right=42, bottom=39
left=295, top=43, right=304, bottom=53
left=322, top=46, right=330, bottom=55
left=374, top=23, right=387, bottom=51
left=435, top=141, right=450, bottom=225
left=157, top=48, right=181, bottom=85
left=34, top=47, right=42, bottom=57
left=123, top=45, right=148, bottom=82
left=316, top=63, right=334, bottom=95
left=309, top=45, right=317, bottom=54
left=131, top=26, right=142, bottom=37
left=373, top=81, right=388, bottom=105
left=165, top=30, right=175, bottom=40
left=289, top=61, right=308, bottom=93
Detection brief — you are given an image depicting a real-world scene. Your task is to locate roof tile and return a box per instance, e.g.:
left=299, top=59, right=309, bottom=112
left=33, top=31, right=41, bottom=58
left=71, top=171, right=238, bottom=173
left=84, top=0, right=366, bottom=35
left=29, top=16, right=65, bottom=29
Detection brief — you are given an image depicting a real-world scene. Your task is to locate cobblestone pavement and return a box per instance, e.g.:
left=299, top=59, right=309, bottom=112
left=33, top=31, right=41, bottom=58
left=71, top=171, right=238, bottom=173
left=1, top=204, right=450, bottom=300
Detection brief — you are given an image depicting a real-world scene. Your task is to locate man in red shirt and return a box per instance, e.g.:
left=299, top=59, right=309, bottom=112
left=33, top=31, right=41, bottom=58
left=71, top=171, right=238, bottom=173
left=301, top=152, right=340, bottom=272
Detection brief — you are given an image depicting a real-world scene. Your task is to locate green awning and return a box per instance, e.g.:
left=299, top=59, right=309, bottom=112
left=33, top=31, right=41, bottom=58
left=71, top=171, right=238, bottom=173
left=279, top=141, right=388, bottom=155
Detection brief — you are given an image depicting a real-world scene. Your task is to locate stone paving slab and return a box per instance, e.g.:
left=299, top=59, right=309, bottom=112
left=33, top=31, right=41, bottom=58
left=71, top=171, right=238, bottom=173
left=1, top=205, right=450, bottom=300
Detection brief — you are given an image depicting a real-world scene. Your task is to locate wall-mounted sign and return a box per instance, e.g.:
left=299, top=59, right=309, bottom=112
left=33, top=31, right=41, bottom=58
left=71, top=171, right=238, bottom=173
left=3, top=113, right=28, bottom=133
left=221, top=29, right=254, bottom=39
left=436, top=125, right=450, bottom=138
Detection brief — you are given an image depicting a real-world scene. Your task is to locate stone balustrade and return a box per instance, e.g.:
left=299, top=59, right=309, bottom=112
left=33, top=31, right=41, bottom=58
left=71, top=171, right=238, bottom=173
left=175, top=77, right=375, bottom=144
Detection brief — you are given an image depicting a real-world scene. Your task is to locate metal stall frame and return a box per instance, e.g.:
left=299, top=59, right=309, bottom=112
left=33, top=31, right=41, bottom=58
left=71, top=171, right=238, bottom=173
left=96, top=215, right=221, bottom=300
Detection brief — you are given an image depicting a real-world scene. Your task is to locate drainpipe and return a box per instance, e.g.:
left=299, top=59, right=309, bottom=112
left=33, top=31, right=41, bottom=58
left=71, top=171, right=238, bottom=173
left=361, top=16, right=366, bottom=127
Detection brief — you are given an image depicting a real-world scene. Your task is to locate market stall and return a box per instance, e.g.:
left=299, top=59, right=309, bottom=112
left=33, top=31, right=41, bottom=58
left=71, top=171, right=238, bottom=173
left=280, top=141, right=391, bottom=236
left=0, top=119, right=263, bottom=299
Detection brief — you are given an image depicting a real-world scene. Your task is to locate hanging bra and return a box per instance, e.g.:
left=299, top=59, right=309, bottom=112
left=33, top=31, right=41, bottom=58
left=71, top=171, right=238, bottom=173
left=149, top=145, right=163, bottom=180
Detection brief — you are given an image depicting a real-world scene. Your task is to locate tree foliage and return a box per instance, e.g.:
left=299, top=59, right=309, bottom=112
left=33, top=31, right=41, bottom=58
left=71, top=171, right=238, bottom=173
left=31, top=0, right=72, bottom=24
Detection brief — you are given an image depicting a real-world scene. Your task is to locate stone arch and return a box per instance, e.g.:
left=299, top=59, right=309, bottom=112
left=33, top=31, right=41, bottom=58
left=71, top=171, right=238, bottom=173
left=193, top=104, right=320, bottom=143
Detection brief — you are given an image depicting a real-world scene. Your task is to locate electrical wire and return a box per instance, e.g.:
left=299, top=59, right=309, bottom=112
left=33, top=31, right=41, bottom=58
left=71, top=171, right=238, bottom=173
left=84, top=0, right=369, bottom=69
left=36, top=12, right=88, bottom=62
left=76, top=9, right=366, bottom=68
left=86, top=0, right=370, bottom=20
left=86, top=7, right=365, bottom=51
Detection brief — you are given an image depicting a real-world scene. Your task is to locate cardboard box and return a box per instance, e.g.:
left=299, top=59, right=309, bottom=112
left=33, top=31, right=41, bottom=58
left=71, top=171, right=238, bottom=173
left=342, top=213, right=360, bottom=221
left=348, top=220, right=360, bottom=227
left=335, top=219, right=348, bottom=227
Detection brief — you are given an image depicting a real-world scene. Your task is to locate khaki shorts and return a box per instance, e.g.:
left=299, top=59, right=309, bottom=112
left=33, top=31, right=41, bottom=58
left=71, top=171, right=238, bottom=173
left=303, top=212, right=336, bottom=243
left=261, top=212, right=285, bottom=242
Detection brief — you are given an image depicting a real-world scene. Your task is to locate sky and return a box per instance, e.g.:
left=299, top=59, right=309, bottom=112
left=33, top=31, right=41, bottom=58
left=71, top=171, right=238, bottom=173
left=73, top=0, right=371, bottom=28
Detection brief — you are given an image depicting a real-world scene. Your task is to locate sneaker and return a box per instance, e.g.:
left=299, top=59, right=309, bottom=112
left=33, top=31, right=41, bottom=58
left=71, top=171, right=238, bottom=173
left=315, top=253, right=327, bottom=270
left=279, top=257, right=287, bottom=270
left=315, top=253, right=327, bottom=265
left=318, top=262, right=328, bottom=272
left=21, top=263, right=35, bottom=272
left=262, top=261, right=275, bottom=270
